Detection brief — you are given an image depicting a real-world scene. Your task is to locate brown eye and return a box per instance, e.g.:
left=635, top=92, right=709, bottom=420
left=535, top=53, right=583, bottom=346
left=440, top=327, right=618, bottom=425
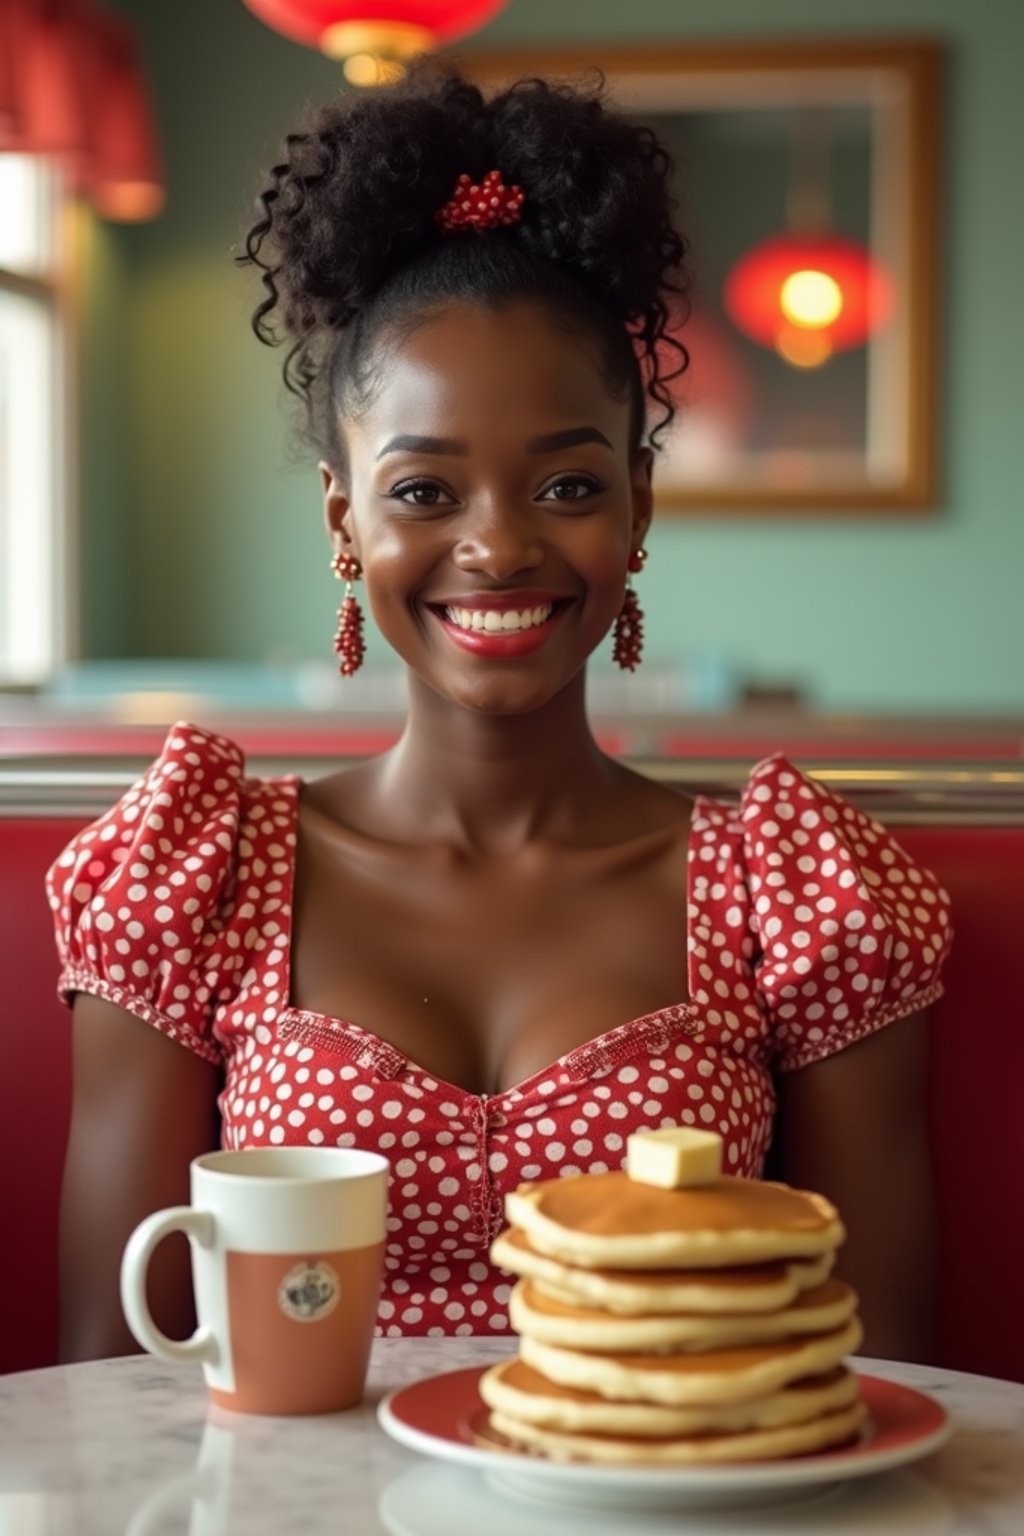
left=541, top=475, right=603, bottom=502
left=390, top=479, right=454, bottom=507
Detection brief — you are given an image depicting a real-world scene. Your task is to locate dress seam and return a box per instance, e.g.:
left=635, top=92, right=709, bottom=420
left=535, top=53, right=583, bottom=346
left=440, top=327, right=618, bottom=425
left=472, top=1098, right=494, bottom=1245
left=563, top=1008, right=700, bottom=1079
left=57, top=966, right=223, bottom=1066
left=277, top=1010, right=407, bottom=1078
left=774, top=981, right=945, bottom=1073
left=275, top=1004, right=701, bottom=1101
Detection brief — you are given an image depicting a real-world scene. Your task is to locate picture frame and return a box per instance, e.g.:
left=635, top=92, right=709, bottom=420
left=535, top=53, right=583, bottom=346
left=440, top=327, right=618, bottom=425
left=464, top=40, right=942, bottom=513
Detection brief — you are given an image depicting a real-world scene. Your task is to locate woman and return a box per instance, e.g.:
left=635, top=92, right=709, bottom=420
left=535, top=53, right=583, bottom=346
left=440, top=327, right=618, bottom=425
left=49, top=64, right=950, bottom=1361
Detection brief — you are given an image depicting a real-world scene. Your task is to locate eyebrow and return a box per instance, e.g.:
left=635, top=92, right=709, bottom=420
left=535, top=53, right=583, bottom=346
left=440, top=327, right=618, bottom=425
left=375, top=426, right=614, bottom=460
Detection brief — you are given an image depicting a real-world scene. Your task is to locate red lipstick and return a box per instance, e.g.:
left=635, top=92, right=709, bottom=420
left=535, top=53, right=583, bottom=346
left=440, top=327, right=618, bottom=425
left=429, top=595, right=570, bottom=659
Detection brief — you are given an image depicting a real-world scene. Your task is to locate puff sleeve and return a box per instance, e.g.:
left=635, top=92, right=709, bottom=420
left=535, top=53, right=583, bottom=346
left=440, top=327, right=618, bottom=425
left=45, top=723, right=249, bottom=1065
left=740, top=756, right=952, bottom=1073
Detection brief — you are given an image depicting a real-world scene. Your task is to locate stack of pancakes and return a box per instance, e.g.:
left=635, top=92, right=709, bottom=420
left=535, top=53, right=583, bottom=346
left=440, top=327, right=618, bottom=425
left=481, top=1132, right=866, bottom=1464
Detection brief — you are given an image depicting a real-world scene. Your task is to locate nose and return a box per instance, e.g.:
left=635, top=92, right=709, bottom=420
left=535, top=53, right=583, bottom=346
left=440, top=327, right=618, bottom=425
left=451, top=502, right=545, bottom=582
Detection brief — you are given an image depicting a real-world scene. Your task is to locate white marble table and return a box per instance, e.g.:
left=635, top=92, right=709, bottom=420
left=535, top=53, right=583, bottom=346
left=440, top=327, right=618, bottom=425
left=1, top=1341, right=1023, bottom=1535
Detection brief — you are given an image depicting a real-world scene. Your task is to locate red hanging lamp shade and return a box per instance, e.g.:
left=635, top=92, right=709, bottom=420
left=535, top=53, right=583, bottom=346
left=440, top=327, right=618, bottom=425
left=723, top=232, right=895, bottom=360
left=240, top=1, right=509, bottom=81
left=83, top=14, right=165, bottom=221
left=0, top=0, right=25, bottom=144
left=0, top=0, right=165, bottom=221
left=0, top=0, right=92, bottom=156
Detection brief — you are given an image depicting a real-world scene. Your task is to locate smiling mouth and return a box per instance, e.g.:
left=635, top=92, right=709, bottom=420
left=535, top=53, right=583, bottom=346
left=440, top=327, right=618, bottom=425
left=426, top=599, right=573, bottom=657
left=442, top=602, right=554, bottom=634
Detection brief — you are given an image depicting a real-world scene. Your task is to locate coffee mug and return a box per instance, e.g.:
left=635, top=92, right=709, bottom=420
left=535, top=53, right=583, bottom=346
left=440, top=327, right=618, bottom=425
left=120, top=1147, right=389, bottom=1415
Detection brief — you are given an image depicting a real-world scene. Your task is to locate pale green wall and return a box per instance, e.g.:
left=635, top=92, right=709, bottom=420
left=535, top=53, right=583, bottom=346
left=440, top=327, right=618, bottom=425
left=77, top=213, right=130, bottom=657
left=82, top=0, right=1024, bottom=711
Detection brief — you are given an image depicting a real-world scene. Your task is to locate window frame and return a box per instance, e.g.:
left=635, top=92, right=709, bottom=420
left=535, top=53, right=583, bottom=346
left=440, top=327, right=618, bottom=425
left=0, top=154, right=78, bottom=688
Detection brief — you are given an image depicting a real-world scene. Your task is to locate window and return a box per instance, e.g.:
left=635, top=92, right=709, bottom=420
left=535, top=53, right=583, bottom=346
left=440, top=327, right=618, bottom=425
left=0, top=153, right=70, bottom=685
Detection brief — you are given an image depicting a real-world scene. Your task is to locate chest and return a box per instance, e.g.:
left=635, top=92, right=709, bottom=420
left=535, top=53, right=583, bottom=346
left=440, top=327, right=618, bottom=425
left=287, top=823, right=691, bottom=1096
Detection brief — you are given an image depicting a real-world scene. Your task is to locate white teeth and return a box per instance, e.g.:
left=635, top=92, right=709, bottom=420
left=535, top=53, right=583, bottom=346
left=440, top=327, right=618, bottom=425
left=443, top=604, right=554, bottom=634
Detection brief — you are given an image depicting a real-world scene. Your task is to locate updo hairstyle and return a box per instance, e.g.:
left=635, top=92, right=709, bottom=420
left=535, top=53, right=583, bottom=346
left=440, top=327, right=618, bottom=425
left=242, top=60, right=691, bottom=474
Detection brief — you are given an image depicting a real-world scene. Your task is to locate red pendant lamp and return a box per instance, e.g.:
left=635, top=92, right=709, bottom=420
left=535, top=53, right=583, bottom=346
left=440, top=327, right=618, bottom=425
left=240, top=1, right=510, bottom=85
left=723, top=108, right=895, bottom=369
left=0, top=0, right=26, bottom=145
left=0, top=1, right=165, bottom=221
left=84, top=13, right=165, bottom=221
left=0, top=0, right=91, bottom=156
left=724, top=233, right=895, bottom=367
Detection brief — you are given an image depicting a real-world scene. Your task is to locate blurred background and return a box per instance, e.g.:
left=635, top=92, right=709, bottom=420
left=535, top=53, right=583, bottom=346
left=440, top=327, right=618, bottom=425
left=1, top=0, right=1022, bottom=759
left=4, top=5, right=1024, bottom=1383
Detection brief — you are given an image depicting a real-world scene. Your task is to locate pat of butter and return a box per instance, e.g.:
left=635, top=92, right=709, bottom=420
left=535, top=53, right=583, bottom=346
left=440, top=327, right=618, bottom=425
left=626, top=1128, right=723, bottom=1189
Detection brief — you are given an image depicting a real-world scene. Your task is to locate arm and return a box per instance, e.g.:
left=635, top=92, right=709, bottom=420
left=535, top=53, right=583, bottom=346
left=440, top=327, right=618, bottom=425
left=59, top=994, right=222, bottom=1362
left=772, top=1009, right=935, bottom=1364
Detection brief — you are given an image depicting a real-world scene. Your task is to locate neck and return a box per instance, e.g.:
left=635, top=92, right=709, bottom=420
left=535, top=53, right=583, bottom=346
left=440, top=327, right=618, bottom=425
left=374, top=669, right=614, bottom=855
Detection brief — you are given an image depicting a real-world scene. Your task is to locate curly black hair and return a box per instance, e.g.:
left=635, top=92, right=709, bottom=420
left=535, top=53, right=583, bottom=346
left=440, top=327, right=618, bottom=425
left=241, top=59, right=691, bottom=473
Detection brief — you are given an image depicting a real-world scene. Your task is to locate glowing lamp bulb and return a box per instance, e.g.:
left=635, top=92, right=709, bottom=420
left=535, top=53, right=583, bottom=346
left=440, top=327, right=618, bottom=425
left=779, top=269, right=844, bottom=330
left=342, top=52, right=405, bottom=85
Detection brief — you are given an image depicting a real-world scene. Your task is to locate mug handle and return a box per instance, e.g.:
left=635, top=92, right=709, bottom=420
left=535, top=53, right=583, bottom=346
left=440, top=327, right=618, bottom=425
left=120, top=1207, right=218, bottom=1364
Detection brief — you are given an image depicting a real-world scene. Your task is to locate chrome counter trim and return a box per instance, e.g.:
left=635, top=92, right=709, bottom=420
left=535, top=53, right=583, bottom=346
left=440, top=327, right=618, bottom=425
left=2, top=758, right=1023, bottom=822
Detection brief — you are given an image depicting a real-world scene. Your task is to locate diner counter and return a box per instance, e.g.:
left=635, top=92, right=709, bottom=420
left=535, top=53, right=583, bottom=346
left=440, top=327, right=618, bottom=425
left=3, top=693, right=1023, bottom=767
left=1, top=1340, right=1023, bottom=1535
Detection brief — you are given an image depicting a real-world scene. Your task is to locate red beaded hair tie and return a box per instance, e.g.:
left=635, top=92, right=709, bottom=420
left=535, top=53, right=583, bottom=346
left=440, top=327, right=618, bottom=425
left=436, top=169, right=525, bottom=233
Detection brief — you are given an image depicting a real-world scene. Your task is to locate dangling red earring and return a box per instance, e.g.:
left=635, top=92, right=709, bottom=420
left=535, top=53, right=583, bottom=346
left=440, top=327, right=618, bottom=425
left=331, top=550, right=365, bottom=677
left=612, top=548, right=647, bottom=671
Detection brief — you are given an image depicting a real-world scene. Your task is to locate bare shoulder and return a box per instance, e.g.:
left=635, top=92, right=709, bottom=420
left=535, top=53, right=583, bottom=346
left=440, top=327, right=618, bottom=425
left=299, top=758, right=379, bottom=817
left=295, top=758, right=395, bottom=847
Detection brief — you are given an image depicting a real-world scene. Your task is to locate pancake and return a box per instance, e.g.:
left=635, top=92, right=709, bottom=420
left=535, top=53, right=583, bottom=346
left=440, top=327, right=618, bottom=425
left=491, top=1228, right=834, bottom=1314
left=508, top=1276, right=859, bottom=1353
left=487, top=1131, right=864, bottom=1466
left=505, top=1172, right=844, bottom=1270
left=518, top=1317, right=864, bottom=1406
left=487, top=1399, right=867, bottom=1464
left=479, top=1358, right=861, bottom=1437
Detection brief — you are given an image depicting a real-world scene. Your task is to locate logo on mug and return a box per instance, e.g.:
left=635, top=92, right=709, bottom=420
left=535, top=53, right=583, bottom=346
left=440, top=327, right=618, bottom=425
left=277, top=1260, right=341, bottom=1322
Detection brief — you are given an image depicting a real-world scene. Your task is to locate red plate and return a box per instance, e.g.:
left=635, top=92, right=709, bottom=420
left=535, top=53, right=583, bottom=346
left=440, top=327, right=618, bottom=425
left=378, top=1364, right=952, bottom=1511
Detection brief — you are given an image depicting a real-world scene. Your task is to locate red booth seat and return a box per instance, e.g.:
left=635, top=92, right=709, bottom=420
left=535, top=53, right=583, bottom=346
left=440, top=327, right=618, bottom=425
left=1, top=792, right=1022, bottom=1380
left=899, top=824, right=1024, bottom=1383
left=2, top=817, right=79, bottom=1374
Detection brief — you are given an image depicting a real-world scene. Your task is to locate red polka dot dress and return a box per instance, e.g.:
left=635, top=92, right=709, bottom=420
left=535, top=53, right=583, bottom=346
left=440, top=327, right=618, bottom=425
left=47, top=724, right=952, bottom=1337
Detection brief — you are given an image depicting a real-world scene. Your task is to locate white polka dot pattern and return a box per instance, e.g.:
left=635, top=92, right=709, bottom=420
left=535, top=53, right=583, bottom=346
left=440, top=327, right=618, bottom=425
left=737, top=758, right=952, bottom=1070
left=47, top=726, right=952, bottom=1336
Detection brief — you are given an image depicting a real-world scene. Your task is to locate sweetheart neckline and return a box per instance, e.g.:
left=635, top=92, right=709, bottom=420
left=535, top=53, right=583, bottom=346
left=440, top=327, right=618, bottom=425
left=275, top=1000, right=702, bottom=1103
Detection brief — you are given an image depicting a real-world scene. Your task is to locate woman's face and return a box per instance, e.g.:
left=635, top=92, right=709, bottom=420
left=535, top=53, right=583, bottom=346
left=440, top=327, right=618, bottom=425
left=323, top=298, right=653, bottom=717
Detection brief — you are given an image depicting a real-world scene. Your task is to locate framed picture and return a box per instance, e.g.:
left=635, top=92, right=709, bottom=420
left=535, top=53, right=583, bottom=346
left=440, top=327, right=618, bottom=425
left=464, top=40, right=942, bottom=512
